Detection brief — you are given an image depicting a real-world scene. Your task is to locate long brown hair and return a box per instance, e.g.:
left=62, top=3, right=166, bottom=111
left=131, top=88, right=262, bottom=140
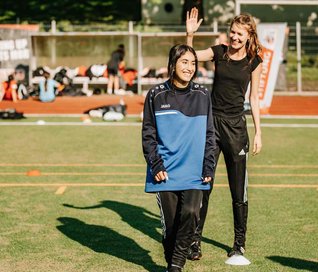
left=230, top=13, right=262, bottom=62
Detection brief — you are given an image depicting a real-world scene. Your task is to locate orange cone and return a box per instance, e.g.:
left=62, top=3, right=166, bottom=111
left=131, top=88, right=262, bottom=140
left=26, top=169, right=41, bottom=176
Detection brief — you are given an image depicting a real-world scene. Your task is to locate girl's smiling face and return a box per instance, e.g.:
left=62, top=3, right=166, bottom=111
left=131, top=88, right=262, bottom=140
left=229, top=23, right=250, bottom=51
left=173, top=50, right=196, bottom=88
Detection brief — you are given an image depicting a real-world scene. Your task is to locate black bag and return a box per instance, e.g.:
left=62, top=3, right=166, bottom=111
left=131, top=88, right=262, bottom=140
left=84, top=103, right=127, bottom=117
left=32, top=67, right=46, bottom=77
left=0, top=109, right=25, bottom=119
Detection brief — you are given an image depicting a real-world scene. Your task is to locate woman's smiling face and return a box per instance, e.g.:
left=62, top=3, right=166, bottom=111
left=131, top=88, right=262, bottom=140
left=229, top=23, right=250, bottom=51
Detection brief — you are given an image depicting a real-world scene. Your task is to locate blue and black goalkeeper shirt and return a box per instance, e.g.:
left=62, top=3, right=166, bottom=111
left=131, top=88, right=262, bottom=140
left=142, top=80, right=216, bottom=193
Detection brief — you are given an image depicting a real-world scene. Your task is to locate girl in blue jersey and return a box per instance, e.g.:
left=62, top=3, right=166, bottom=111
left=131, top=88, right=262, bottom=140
left=186, top=8, right=262, bottom=261
left=39, top=71, right=61, bottom=102
left=142, top=44, right=216, bottom=272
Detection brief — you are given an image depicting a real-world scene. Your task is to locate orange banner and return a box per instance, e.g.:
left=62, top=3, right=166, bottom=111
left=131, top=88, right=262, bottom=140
left=258, top=47, right=274, bottom=100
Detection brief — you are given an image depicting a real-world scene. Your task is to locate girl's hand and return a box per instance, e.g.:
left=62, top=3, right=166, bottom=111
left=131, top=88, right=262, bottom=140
left=202, top=177, right=212, bottom=183
left=155, top=171, right=169, bottom=182
left=186, top=7, right=203, bottom=35
left=252, top=133, right=262, bottom=155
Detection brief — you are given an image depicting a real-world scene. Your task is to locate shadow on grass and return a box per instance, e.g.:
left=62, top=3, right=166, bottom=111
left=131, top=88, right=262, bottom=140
left=63, top=200, right=161, bottom=242
left=202, top=236, right=231, bottom=253
left=267, top=256, right=318, bottom=272
left=56, top=217, right=165, bottom=272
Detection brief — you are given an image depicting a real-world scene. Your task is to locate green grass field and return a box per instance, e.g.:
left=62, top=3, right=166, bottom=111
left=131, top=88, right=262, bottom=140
left=0, top=117, right=317, bottom=272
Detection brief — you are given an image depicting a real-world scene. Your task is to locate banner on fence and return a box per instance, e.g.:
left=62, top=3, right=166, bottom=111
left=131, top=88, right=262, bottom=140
left=256, top=23, right=287, bottom=114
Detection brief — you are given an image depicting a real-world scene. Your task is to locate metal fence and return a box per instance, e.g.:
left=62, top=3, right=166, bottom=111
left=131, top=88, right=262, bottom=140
left=32, top=21, right=318, bottom=93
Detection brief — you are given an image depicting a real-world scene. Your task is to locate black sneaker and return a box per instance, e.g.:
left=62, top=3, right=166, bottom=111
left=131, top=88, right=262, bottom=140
left=187, top=241, right=202, bottom=260
left=227, top=246, right=245, bottom=257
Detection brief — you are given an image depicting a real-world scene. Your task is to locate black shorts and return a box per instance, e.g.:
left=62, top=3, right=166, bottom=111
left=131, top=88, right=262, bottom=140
left=213, top=113, right=249, bottom=161
left=107, top=68, right=118, bottom=76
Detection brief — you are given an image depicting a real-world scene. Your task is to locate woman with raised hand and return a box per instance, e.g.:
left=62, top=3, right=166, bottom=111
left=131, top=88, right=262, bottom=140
left=186, top=7, right=262, bottom=262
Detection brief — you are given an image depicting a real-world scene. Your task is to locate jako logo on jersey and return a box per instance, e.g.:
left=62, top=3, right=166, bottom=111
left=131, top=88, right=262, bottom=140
left=161, top=104, right=171, bottom=109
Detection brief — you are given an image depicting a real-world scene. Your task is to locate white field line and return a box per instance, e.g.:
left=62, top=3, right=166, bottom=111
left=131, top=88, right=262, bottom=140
left=261, top=115, right=318, bottom=119
left=260, top=123, right=318, bottom=128
left=25, top=114, right=84, bottom=117
left=0, top=163, right=318, bottom=169
left=0, top=163, right=146, bottom=167
left=23, top=113, right=318, bottom=119
left=24, top=113, right=141, bottom=118
left=0, top=122, right=141, bottom=126
left=0, top=172, right=317, bottom=177
left=0, top=121, right=318, bottom=128
left=0, top=183, right=316, bottom=189
left=0, top=172, right=146, bottom=176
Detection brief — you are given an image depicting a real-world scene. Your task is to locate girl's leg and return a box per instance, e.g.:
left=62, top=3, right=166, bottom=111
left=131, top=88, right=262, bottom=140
left=114, top=75, right=119, bottom=92
left=171, top=189, right=203, bottom=269
left=157, top=191, right=179, bottom=267
left=107, top=75, right=114, bottom=94
left=194, top=148, right=221, bottom=242
left=11, top=89, right=18, bottom=102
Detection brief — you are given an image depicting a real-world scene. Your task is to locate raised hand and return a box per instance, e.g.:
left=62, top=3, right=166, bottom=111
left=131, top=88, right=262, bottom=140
left=186, top=7, right=203, bottom=34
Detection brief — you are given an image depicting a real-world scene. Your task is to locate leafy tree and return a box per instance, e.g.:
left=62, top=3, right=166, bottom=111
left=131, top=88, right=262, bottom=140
left=0, top=0, right=141, bottom=24
left=182, top=0, right=204, bottom=24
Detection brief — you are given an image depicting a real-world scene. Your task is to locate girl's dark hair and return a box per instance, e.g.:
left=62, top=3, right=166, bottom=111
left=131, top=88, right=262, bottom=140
left=43, top=71, right=50, bottom=91
left=8, top=74, right=14, bottom=82
left=167, top=44, right=198, bottom=82
left=5, top=74, right=14, bottom=91
left=117, top=44, right=125, bottom=57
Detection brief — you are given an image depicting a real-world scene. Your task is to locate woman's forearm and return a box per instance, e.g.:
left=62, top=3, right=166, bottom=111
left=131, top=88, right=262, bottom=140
left=186, top=33, right=194, bottom=47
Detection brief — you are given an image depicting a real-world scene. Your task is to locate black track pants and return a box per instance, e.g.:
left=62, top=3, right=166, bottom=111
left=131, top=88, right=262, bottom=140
left=194, top=114, right=249, bottom=248
left=157, top=189, right=203, bottom=268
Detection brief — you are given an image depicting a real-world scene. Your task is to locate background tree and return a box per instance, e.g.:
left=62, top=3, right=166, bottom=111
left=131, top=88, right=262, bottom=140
left=182, top=0, right=204, bottom=24
left=0, top=0, right=141, bottom=24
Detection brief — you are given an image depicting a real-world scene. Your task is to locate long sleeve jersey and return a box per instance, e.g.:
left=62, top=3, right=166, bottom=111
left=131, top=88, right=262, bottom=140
left=142, top=80, right=216, bottom=193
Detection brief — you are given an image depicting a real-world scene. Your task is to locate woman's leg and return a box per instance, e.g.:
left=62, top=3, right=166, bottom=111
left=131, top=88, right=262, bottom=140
left=188, top=115, right=222, bottom=260
left=11, top=89, right=18, bottom=102
left=222, top=115, right=249, bottom=255
left=107, top=75, right=114, bottom=94
left=17, top=84, right=27, bottom=99
left=114, top=75, right=119, bottom=92
left=224, top=151, right=248, bottom=255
